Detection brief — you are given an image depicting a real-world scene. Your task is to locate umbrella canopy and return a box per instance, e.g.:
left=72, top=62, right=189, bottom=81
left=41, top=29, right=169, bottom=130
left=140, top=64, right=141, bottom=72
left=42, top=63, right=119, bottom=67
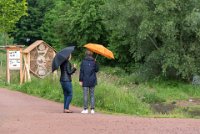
left=84, top=43, right=114, bottom=59
left=52, top=46, right=75, bottom=72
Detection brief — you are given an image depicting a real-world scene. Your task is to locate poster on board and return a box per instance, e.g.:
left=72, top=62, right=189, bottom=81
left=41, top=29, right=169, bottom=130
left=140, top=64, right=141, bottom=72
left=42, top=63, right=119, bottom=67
left=8, top=51, right=20, bottom=70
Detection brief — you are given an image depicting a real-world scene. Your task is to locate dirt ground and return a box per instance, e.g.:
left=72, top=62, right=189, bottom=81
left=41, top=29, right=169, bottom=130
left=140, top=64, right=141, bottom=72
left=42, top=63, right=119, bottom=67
left=0, top=88, right=200, bottom=134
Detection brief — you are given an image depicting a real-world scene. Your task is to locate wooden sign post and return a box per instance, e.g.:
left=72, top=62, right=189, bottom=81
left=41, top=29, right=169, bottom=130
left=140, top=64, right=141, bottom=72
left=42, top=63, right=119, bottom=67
left=21, top=52, right=31, bottom=84
left=5, top=45, right=24, bottom=84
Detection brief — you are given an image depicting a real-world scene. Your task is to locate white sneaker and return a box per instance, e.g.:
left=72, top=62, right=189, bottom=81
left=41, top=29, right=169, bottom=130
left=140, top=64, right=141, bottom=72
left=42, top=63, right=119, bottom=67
left=91, top=109, right=95, bottom=114
left=81, top=109, right=88, bottom=114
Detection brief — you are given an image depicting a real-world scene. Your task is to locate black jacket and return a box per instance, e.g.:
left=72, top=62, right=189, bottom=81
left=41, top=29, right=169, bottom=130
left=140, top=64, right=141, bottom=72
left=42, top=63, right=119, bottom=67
left=79, top=56, right=99, bottom=87
left=60, top=60, right=76, bottom=82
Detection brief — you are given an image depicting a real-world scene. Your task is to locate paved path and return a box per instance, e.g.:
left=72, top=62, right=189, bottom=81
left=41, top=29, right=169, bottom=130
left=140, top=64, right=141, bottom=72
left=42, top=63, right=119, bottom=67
left=0, top=88, right=200, bottom=134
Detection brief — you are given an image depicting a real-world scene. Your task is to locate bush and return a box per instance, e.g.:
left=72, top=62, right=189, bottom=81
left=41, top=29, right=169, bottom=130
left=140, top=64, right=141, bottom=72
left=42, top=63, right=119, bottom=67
left=142, top=93, right=166, bottom=104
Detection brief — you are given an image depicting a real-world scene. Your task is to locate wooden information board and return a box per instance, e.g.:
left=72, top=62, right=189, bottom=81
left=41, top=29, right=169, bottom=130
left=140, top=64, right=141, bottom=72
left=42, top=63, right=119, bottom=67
left=5, top=45, right=24, bottom=84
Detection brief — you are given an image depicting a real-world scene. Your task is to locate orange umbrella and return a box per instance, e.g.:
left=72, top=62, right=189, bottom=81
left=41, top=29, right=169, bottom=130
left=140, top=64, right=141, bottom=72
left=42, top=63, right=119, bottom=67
left=84, top=43, right=114, bottom=59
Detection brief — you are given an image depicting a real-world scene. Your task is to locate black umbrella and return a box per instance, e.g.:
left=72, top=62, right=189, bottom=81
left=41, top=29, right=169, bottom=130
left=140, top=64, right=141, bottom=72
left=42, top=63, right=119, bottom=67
left=52, top=46, right=75, bottom=72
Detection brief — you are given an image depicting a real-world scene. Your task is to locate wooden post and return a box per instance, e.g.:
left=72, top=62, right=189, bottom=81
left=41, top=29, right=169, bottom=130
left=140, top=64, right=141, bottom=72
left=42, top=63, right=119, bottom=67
left=52, top=51, right=58, bottom=79
left=20, top=48, right=23, bottom=84
left=6, top=49, right=10, bottom=84
left=27, top=53, right=31, bottom=81
left=21, top=53, right=27, bottom=84
left=21, top=53, right=31, bottom=84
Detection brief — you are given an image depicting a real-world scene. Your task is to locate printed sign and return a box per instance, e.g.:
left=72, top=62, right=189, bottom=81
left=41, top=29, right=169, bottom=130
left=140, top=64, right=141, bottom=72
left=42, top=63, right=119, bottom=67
left=9, top=51, right=20, bottom=70
left=9, top=51, right=20, bottom=59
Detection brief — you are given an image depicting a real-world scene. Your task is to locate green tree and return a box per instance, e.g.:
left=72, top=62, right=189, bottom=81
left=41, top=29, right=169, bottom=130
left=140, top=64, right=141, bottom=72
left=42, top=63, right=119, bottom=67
left=12, top=0, right=54, bottom=45
left=40, top=0, right=71, bottom=50
left=63, top=0, right=108, bottom=47
left=0, top=33, right=13, bottom=45
left=104, top=0, right=200, bottom=80
left=41, top=0, right=108, bottom=59
left=0, top=0, right=27, bottom=33
left=0, top=0, right=27, bottom=45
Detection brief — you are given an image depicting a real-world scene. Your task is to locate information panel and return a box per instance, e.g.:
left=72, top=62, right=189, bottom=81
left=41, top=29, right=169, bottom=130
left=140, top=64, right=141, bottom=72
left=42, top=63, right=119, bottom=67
left=9, top=51, right=20, bottom=70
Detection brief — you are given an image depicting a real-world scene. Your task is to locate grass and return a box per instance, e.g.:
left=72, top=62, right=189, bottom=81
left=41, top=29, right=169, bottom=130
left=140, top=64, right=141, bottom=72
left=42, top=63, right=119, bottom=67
left=5, top=72, right=151, bottom=116
left=1, top=51, right=200, bottom=118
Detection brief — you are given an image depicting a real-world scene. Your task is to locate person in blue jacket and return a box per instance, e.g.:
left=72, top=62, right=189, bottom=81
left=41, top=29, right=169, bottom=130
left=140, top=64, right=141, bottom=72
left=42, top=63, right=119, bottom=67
left=79, top=50, right=99, bottom=114
left=60, top=54, right=76, bottom=113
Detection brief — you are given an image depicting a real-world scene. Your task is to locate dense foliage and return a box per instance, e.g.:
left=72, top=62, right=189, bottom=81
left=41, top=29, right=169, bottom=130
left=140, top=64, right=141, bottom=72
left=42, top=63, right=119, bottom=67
left=0, top=0, right=27, bottom=45
left=4, top=0, right=200, bottom=81
left=11, top=0, right=54, bottom=45
left=0, top=0, right=27, bottom=33
left=41, top=0, right=108, bottom=51
left=104, top=0, right=200, bottom=80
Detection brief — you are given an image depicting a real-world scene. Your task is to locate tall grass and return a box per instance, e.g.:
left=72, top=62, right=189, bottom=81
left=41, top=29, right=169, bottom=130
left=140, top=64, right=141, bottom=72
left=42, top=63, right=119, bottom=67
left=0, top=50, right=6, bottom=84
left=13, top=76, right=64, bottom=102
left=9, top=72, right=151, bottom=115
left=101, top=66, right=200, bottom=103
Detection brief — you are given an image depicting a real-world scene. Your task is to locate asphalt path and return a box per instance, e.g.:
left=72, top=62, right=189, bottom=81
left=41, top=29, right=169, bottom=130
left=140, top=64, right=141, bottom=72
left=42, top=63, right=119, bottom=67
left=0, top=88, right=200, bottom=134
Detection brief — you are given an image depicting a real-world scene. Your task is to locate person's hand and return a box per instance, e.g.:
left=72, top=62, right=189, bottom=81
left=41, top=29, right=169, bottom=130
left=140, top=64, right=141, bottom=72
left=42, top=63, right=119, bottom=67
left=73, top=64, right=77, bottom=68
left=79, top=82, right=83, bottom=86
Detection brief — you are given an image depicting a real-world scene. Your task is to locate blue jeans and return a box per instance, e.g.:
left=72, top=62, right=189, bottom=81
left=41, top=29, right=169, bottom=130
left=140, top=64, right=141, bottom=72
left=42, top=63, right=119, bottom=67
left=60, top=81, right=73, bottom=109
left=83, top=87, right=95, bottom=109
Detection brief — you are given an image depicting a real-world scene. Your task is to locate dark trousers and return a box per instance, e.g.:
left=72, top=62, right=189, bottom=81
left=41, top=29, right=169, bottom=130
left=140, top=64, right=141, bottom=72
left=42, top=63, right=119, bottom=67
left=83, top=87, right=95, bottom=109
left=60, top=81, right=73, bottom=109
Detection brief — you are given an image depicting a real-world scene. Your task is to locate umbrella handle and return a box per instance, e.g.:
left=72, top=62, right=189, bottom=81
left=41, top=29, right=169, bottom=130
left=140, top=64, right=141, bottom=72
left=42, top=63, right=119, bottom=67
left=95, top=54, right=98, bottom=61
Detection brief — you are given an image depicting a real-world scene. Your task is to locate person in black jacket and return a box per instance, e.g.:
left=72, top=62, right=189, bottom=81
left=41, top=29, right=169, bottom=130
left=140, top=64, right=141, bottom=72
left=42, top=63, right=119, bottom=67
left=79, top=50, right=99, bottom=114
left=60, top=54, right=76, bottom=113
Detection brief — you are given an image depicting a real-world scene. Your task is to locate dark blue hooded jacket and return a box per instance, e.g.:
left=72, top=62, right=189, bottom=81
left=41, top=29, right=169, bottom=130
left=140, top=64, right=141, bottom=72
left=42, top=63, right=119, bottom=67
left=79, top=56, right=99, bottom=87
